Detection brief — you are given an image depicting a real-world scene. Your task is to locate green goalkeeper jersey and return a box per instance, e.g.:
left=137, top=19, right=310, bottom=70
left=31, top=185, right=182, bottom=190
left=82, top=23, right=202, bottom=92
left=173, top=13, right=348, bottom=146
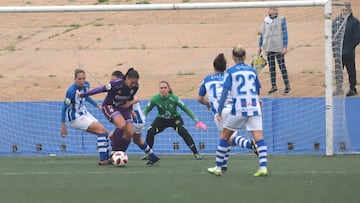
left=143, top=93, right=199, bottom=122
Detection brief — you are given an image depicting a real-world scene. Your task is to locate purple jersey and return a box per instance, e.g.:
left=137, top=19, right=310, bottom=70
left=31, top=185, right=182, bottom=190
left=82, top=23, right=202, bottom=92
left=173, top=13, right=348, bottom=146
left=103, top=78, right=138, bottom=108
left=80, top=78, right=138, bottom=108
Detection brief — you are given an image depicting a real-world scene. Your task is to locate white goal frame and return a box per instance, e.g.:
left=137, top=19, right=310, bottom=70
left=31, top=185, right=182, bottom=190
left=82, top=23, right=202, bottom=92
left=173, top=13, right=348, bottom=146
left=0, top=0, right=334, bottom=155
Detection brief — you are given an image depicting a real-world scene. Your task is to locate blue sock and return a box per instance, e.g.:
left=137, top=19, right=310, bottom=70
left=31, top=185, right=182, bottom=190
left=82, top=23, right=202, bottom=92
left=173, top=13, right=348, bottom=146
left=97, top=133, right=109, bottom=161
left=256, top=139, right=268, bottom=169
left=232, top=135, right=251, bottom=149
left=139, top=142, right=156, bottom=160
left=216, top=139, right=230, bottom=167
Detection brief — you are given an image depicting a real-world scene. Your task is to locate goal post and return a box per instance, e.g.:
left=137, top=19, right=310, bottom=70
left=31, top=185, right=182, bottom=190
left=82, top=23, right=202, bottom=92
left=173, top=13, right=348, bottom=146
left=0, top=1, right=329, bottom=13
left=1, top=0, right=349, bottom=156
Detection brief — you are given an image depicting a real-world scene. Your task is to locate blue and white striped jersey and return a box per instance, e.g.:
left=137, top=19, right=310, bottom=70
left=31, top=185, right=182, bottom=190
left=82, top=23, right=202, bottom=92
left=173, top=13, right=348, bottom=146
left=198, top=72, right=232, bottom=114
left=61, top=81, right=98, bottom=122
left=223, top=62, right=262, bottom=116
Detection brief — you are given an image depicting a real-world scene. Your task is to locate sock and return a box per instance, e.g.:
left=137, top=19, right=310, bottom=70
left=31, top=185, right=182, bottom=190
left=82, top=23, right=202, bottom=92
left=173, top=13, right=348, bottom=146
left=188, top=143, right=199, bottom=155
left=139, top=142, right=156, bottom=160
left=232, top=135, right=252, bottom=149
left=97, top=133, right=109, bottom=161
left=256, top=139, right=268, bottom=170
left=222, top=148, right=231, bottom=167
left=216, top=138, right=230, bottom=168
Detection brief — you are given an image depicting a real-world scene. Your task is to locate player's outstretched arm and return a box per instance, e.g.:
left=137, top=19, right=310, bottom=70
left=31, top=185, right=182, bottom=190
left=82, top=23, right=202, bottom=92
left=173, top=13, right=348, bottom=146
left=61, top=122, right=67, bottom=137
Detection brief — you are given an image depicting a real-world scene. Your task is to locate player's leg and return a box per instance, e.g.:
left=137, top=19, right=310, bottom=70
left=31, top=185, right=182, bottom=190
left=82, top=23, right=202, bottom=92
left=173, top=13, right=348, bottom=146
left=173, top=116, right=202, bottom=160
left=103, top=105, right=133, bottom=141
left=145, top=118, right=167, bottom=148
left=266, top=52, right=278, bottom=93
left=207, top=128, right=233, bottom=176
left=208, top=115, right=245, bottom=176
left=247, top=116, right=268, bottom=177
left=275, top=52, right=291, bottom=94
left=132, top=123, right=160, bottom=165
left=70, top=114, right=110, bottom=165
left=111, top=128, right=132, bottom=152
left=221, top=148, right=231, bottom=172
left=104, top=107, right=134, bottom=153
left=215, top=108, right=231, bottom=168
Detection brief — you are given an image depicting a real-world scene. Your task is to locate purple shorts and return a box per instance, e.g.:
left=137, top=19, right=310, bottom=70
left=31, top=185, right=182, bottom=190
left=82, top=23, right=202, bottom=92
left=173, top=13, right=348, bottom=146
left=102, top=105, right=132, bottom=123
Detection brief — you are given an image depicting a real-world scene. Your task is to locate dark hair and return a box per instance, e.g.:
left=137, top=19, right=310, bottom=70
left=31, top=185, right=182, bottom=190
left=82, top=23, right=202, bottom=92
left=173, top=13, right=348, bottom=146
left=111, top=70, right=124, bottom=78
left=124, top=67, right=140, bottom=79
left=213, top=53, right=226, bottom=72
left=159, top=80, right=173, bottom=94
left=74, top=68, right=85, bottom=79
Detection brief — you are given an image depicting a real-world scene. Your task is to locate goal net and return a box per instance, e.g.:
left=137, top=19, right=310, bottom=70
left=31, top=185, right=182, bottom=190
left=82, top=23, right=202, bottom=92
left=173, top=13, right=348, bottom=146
left=0, top=0, right=354, bottom=156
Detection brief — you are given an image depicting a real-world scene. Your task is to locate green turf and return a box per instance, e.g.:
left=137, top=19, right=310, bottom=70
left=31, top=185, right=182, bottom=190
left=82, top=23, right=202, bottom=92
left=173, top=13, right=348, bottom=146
left=0, top=154, right=359, bottom=203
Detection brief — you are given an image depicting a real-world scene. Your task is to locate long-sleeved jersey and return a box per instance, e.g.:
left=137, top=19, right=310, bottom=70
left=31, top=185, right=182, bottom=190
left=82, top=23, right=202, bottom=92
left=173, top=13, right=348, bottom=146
left=61, top=81, right=98, bottom=122
left=143, top=93, right=199, bottom=122
left=80, top=78, right=138, bottom=108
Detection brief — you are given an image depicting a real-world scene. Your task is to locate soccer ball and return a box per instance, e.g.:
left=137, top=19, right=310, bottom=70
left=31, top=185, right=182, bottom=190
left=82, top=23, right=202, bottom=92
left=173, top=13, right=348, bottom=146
left=111, top=151, right=128, bottom=167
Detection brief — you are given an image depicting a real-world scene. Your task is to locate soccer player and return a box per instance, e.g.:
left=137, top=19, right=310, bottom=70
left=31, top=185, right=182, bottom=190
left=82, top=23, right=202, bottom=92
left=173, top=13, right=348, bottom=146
left=79, top=67, right=139, bottom=154
left=143, top=80, right=207, bottom=161
left=108, top=70, right=160, bottom=166
left=207, top=45, right=268, bottom=177
left=61, top=68, right=111, bottom=165
left=198, top=53, right=258, bottom=172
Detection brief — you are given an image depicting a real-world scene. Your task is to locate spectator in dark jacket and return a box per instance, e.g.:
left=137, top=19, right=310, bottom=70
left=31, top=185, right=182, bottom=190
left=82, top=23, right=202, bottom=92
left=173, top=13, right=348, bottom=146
left=333, top=2, right=360, bottom=96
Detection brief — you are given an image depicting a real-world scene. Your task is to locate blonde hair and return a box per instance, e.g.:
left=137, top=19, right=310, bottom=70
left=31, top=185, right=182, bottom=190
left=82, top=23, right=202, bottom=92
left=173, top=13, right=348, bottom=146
left=232, top=44, right=246, bottom=60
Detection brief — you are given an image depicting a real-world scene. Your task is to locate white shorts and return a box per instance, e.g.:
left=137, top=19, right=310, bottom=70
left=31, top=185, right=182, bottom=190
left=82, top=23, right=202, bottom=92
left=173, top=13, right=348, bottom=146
left=223, top=114, right=263, bottom=132
left=70, top=112, right=98, bottom=131
left=214, top=107, right=232, bottom=131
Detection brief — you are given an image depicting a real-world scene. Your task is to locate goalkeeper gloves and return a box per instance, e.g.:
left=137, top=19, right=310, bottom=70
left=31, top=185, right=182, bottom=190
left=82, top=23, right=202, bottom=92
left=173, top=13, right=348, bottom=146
left=195, top=121, right=207, bottom=131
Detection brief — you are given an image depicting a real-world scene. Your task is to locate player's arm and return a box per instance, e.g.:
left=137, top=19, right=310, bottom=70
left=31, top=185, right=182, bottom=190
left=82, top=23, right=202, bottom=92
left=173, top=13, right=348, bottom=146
left=177, top=98, right=198, bottom=122
left=143, top=96, right=156, bottom=117
left=121, top=97, right=139, bottom=109
left=197, top=82, right=211, bottom=110
left=216, top=86, right=230, bottom=120
left=176, top=97, right=207, bottom=130
left=79, top=85, right=107, bottom=97
left=79, top=80, right=116, bottom=98
left=85, top=96, right=102, bottom=110
left=216, top=72, right=231, bottom=120
left=61, top=91, right=74, bottom=137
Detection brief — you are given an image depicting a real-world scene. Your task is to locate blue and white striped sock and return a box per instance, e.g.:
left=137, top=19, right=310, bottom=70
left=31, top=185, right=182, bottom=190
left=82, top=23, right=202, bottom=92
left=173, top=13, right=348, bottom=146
left=97, top=133, right=109, bottom=161
left=232, top=135, right=252, bottom=149
left=216, top=139, right=230, bottom=168
left=222, top=148, right=231, bottom=167
left=139, top=142, right=156, bottom=160
left=256, top=139, right=268, bottom=170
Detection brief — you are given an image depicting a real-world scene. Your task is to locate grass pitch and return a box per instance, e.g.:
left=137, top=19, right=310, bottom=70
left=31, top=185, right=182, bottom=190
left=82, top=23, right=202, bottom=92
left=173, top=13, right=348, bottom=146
left=0, top=154, right=359, bottom=203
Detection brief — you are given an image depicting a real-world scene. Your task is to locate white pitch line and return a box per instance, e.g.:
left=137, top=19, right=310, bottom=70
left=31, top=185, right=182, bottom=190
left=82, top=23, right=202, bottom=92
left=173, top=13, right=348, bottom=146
left=0, top=170, right=355, bottom=176
left=1, top=170, right=209, bottom=176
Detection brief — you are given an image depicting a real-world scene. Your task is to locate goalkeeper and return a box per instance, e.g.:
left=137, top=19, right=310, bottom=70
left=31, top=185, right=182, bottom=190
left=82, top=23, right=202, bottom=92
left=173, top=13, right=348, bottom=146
left=142, top=80, right=207, bottom=162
